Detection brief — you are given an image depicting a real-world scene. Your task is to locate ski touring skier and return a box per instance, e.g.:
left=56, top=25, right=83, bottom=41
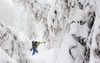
left=30, top=41, right=45, bottom=55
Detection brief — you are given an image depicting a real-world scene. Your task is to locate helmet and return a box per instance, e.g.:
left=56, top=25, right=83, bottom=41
left=32, top=41, right=34, bottom=43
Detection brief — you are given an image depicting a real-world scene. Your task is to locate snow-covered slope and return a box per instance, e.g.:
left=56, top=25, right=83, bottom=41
left=0, top=47, right=17, bottom=63
left=28, top=48, right=54, bottom=63
left=1, top=0, right=100, bottom=63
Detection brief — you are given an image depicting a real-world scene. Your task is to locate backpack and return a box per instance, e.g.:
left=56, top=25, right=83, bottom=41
left=32, top=42, right=37, bottom=48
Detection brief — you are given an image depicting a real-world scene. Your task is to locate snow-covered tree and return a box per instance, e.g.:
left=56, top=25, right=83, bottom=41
left=0, top=21, right=31, bottom=63
left=48, top=0, right=100, bottom=63
left=1, top=0, right=100, bottom=63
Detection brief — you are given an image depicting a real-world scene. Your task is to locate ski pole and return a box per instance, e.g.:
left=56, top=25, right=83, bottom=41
left=28, top=50, right=31, bottom=56
left=43, top=42, right=45, bottom=51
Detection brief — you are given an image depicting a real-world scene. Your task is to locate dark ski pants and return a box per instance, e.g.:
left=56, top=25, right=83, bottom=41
left=32, top=47, right=38, bottom=55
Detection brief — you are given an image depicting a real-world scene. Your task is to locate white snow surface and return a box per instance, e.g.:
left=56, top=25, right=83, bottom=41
left=28, top=46, right=54, bottom=63
left=0, top=47, right=17, bottom=63
left=0, top=0, right=100, bottom=63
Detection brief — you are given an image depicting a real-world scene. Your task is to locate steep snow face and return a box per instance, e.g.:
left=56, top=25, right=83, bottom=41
left=0, top=21, right=31, bottom=63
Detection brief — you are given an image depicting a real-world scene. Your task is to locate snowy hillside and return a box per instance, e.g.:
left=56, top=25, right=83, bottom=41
left=0, top=47, right=17, bottom=63
left=0, top=0, right=100, bottom=63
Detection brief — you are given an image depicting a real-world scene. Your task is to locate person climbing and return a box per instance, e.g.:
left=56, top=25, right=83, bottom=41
left=30, top=41, right=45, bottom=55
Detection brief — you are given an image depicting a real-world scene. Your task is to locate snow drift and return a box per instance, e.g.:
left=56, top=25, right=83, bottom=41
left=0, top=47, right=17, bottom=63
left=1, top=0, right=100, bottom=63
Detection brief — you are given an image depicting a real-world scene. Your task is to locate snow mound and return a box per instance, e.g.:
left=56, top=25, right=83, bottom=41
left=28, top=48, right=54, bottom=63
left=0, top=47, right=17, bottom=63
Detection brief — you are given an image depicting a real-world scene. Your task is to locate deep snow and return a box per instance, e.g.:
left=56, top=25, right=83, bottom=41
left=28, top=44, right=54, bottom=63
left=1, top=0, right=100, bottom=63
left=0, top=47, right=17, bottom=63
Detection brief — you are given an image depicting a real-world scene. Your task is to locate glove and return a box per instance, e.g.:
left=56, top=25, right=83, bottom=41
left=30, top=48, right=32, bottom=51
